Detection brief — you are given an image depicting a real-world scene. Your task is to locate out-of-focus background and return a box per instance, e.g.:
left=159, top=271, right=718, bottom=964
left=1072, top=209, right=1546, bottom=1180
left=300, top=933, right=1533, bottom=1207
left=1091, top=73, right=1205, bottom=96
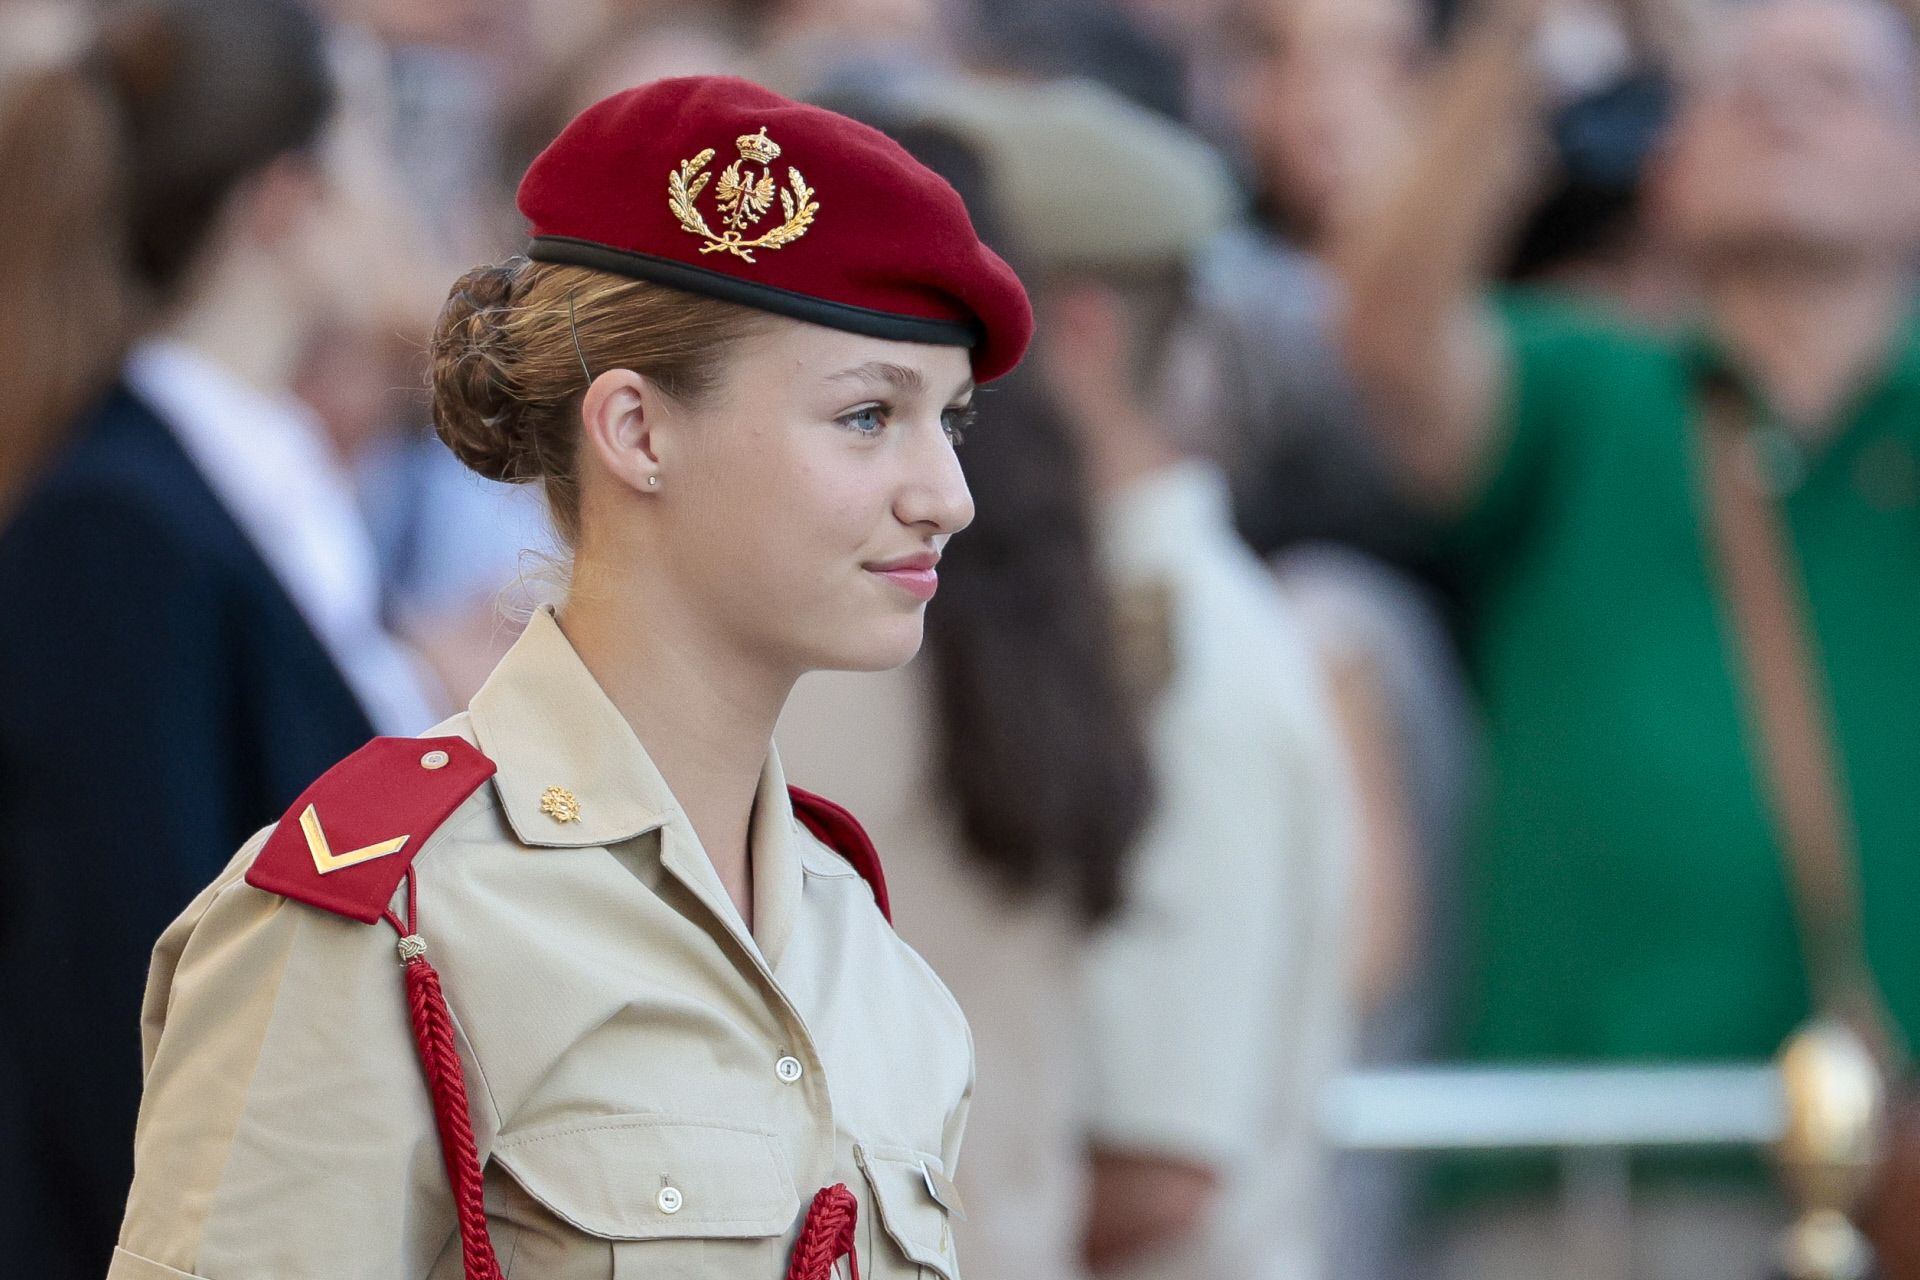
left=4, top=0, right=1920, bottom=1277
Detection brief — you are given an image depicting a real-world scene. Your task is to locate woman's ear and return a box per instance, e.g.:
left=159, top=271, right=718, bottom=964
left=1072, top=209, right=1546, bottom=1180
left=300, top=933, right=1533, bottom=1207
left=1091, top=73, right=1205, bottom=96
left=579, top=367, right=666, bottom=496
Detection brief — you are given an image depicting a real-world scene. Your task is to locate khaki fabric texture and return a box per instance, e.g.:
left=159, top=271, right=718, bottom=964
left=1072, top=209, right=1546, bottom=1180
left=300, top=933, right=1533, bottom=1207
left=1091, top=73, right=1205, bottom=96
left=110, top=605, right=974, bottom=1280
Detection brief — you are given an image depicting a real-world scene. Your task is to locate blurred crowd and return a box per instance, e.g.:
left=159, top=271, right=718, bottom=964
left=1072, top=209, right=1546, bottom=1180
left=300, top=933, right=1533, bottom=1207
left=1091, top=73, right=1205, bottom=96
left=4, top=0, right=1920, bottom=1277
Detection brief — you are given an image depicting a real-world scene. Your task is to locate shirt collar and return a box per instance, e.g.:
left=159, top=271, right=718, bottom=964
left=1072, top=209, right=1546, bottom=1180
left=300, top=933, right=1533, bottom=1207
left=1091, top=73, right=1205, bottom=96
left=469, top=605, right=674, bottom=848
left=751, top=748, right=804, bottom=967
left=467, top=604, right=805, bottom=965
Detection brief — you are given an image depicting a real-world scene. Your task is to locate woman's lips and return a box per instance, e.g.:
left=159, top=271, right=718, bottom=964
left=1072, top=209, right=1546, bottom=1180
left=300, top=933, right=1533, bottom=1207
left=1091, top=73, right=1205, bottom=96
left=866, top=553, right=940, bottom=601
left=869, top=565, right=939, bottom=601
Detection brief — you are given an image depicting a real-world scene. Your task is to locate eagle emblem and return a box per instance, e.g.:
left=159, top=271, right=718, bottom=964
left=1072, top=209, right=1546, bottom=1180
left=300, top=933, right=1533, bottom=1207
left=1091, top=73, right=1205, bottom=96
left=668, top=126, right=819, bottom=263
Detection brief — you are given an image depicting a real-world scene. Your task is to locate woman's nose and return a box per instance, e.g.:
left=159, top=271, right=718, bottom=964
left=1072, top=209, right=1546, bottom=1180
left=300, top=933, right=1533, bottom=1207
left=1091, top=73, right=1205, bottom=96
left=895, top=425, right=975, bottom=535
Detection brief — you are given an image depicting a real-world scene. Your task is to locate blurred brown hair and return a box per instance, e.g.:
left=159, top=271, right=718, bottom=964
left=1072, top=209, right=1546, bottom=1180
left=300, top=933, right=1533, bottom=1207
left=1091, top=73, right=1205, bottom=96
left=0, top=13, right=126, bottom=517
left=0, top=0, right=332, bottom=515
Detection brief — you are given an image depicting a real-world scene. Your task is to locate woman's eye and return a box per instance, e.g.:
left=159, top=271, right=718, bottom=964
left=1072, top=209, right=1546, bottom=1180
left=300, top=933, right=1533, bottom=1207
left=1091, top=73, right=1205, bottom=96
left=838, top=405, right=887, bottom=436
left=942, top=405, right=977, bottom=445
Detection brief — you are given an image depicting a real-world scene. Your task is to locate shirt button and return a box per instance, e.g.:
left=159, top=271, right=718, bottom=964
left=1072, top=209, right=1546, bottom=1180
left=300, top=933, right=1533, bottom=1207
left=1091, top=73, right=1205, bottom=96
left=775, top=1055, right=804, bottom=1084
left=657, top=1186, right=683, bottom=1214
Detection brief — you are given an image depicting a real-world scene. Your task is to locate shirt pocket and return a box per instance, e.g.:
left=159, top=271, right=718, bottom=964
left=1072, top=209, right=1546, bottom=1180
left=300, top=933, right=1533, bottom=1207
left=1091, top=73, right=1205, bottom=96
left=856, top=1143, right=961, bottom=1280
left=491, top=1113, right=801, bottom=1280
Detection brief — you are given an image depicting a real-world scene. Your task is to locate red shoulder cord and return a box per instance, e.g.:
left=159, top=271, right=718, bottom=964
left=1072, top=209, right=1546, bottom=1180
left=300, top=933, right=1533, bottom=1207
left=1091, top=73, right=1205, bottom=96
left=382, top=872, right=862, bottom=1280
left=383, top=872, right=504, bottom=1280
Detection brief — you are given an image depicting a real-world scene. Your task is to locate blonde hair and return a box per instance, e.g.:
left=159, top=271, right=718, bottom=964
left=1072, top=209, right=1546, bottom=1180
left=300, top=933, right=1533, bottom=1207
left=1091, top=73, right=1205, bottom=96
left=428, top=258, right=770, bottom=547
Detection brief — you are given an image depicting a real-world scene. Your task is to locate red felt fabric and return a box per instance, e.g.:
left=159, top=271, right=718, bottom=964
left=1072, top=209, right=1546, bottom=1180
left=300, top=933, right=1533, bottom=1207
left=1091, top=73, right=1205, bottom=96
left=245, top=736, right=495, bottom=924
left=789, top=785, right=893, bottom=924
left=519, top=75, right=1032, bottom=381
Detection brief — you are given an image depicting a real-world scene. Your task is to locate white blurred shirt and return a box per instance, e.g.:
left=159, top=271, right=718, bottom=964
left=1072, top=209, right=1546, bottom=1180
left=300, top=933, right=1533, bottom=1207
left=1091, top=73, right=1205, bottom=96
left=126, top=339, right=441, bottom=736
left=1087, top=460, right=1357, bottom=1280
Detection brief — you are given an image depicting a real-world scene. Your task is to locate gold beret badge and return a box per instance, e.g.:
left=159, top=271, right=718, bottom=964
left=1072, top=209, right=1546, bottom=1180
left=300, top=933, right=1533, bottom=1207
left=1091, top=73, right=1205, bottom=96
left=668, top=125, right=819, bottom=263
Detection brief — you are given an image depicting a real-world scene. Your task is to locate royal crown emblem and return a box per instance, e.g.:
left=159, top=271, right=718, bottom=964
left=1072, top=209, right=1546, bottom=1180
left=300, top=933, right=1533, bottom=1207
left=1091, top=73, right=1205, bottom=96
left=668, top=125, right=819, bottom=263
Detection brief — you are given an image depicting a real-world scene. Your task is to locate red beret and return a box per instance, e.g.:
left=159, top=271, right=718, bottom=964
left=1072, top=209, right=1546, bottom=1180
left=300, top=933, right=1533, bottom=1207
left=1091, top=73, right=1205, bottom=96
left=518, top=76, right=1033, bottom=382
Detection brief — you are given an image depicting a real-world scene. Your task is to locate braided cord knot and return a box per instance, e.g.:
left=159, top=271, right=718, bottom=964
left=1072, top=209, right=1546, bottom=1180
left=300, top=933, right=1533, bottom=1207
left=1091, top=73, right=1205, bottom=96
left=786, top=1183, right=861, bottom=1280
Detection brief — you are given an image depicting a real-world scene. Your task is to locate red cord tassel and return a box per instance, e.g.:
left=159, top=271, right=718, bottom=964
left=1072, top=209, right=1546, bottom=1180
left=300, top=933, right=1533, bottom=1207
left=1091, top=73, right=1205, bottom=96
left=786, top=1183, right=861, bottom=1280
left=401, top=940, right=504, bottom=1280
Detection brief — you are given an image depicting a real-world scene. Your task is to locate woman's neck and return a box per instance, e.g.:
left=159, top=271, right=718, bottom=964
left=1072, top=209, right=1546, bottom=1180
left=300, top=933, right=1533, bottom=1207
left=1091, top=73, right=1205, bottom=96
left=554, top=578, right=793, bottom=930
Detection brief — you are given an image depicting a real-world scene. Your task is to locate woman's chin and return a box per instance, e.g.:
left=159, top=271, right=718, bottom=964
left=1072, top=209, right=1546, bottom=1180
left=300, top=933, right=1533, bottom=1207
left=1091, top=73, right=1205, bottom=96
left=809, top=616, right=926, bottom=674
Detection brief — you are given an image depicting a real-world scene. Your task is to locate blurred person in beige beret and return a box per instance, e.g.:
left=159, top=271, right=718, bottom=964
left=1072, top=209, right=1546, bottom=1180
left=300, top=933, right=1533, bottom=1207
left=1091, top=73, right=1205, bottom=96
left=908, top=75, right=1361, bottom=1280
left=777, top=113, right=1155, bottom=1280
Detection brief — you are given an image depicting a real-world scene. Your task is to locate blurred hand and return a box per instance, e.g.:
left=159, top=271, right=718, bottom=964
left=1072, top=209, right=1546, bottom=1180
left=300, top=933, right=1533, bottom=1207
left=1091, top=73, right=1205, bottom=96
left=1034, top=280, right=1185, bottom=496
left=1081, top=1146, right=1220, bottom=1274
left=1037, top=282, right=1134, bottom=431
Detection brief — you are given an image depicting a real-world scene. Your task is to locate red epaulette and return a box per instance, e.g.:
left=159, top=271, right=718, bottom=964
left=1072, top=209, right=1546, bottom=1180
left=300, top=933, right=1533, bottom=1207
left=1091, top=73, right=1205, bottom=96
left=247, top=734, right=507, bottom=1280
left=247, top=736, right=497, bottom=923
left=788, top=786, right=892, bottom=925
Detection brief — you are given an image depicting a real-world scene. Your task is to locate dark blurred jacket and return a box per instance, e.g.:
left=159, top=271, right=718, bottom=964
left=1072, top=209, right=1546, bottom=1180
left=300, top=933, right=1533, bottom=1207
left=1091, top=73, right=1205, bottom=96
left=0, top=386, right=374, bottom=1279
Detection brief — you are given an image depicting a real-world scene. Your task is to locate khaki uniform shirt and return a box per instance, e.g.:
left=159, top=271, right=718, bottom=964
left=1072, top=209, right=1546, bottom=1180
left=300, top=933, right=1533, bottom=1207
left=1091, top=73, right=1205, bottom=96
left=109, top=605, right=974, bottom=1280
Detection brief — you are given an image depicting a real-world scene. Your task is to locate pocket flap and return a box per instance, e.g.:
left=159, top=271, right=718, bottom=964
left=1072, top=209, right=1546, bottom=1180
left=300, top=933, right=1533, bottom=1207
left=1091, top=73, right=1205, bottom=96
left=856, top=1144, right=958, bottom=1279
left=493, top=1114, right=800, bottom=1240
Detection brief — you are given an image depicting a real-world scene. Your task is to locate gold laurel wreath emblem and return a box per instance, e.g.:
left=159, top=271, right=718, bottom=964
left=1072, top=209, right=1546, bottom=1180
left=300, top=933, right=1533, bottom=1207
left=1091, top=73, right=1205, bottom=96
left=667, top=128, right=819, bottom=264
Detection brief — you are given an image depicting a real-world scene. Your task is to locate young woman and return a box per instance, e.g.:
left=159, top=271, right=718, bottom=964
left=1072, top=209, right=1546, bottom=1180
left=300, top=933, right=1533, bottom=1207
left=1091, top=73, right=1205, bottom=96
left=109, top=76, right=1030, bottom=1280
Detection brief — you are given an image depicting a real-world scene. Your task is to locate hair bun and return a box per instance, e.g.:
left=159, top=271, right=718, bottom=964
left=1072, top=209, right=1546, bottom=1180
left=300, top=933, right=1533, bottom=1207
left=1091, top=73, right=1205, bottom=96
left=429, top=260, right=537, bottom=483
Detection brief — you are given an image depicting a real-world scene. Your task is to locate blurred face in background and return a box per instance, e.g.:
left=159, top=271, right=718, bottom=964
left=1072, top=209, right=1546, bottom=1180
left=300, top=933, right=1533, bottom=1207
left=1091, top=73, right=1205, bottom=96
left=1654, top=0, right=1920, bottom=263
left=285, top=85, right=447, bottom=460
left=1225, top=0, right=1423, bottom=244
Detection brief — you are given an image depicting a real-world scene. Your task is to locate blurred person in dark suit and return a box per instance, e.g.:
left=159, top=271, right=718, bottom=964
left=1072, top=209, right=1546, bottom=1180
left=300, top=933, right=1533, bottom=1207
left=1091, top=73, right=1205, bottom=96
left=0, top=2, right=437, bottom=1274
left=1338, top=0, right=1920, bottom=1274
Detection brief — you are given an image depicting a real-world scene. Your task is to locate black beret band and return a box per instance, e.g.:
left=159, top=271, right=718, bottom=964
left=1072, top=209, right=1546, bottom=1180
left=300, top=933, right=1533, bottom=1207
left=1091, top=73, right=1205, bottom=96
left=528, top=235, right=983, bottom=350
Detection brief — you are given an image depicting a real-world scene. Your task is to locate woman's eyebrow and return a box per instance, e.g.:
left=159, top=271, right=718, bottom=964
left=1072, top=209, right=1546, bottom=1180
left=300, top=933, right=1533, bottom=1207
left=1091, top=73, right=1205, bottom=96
left=827, top=361, right=927, bottom=393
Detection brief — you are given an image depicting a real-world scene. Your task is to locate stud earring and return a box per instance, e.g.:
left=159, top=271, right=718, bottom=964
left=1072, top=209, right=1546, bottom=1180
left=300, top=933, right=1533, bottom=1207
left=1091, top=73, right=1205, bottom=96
left=646, top=475, right=659, bottom=488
